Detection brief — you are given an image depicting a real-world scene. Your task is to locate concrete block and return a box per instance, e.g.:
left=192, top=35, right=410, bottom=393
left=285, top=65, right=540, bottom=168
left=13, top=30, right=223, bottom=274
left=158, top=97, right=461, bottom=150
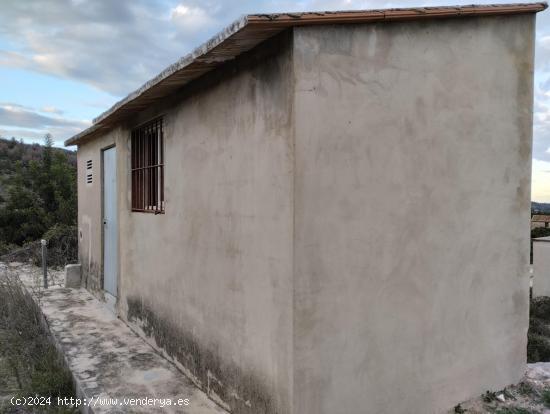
left=65, top=264, right=81, bottom=288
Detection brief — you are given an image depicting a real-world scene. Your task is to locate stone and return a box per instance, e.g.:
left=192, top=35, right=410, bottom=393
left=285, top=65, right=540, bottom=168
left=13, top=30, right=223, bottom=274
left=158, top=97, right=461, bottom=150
left=64, top=264, right=81, bottom=288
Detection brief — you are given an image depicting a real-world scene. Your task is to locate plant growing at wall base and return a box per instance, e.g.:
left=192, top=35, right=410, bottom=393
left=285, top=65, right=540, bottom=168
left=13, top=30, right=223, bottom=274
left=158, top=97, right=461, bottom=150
left=494, top=408, right=540, bottom=414
left=528, top=297, right=550, bottom=363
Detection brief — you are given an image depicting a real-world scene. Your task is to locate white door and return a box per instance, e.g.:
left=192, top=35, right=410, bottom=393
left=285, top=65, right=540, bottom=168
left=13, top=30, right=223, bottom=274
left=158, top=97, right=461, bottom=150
left=103, top=147, right=118, bottom=298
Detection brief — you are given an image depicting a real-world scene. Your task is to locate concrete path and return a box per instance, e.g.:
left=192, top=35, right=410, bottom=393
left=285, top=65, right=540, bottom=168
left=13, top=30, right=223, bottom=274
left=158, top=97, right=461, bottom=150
left=28, top=284, right=228, bottom=414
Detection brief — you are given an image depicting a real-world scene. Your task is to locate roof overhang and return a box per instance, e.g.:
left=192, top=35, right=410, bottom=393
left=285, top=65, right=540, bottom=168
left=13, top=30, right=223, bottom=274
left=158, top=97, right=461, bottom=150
left=65, top=2, right=547, bottom=147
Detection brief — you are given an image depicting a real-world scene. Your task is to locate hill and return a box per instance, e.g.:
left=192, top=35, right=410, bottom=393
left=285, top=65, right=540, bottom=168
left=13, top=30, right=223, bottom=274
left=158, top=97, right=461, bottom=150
left=532, top=202, right=550, bottom=215
left=0, top=137, right=75, bottom=186
left=0, top=135, right=77, bottom=254
left=0, top=137, right=76, bottom=200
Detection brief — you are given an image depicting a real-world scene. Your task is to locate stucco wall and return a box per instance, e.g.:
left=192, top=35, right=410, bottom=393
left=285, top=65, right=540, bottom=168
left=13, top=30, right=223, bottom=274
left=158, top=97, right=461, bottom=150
left=533, top=239, right=550, bottom=297
left=76, top=14, right=537, bottom=414
left=77, top=129, right=121, bottom=296
left=116, top=33, right=294, bottom=414
left=292, top=15, right=534, bottom=414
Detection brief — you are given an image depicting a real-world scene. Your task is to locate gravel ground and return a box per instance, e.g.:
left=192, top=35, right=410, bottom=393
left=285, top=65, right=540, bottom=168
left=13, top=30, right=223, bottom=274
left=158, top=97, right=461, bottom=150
left=449, top=364, right=550, bottom=413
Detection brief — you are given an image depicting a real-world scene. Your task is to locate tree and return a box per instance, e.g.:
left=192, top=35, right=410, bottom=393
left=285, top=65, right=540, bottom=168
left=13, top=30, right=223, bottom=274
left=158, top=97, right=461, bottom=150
left=0, top=134, right=77, bottom=247
left=0, top=161, right=48, bottom=245
left=50, top=150, right=77, bottom=226
left=37, top=134, right=57, bottom=220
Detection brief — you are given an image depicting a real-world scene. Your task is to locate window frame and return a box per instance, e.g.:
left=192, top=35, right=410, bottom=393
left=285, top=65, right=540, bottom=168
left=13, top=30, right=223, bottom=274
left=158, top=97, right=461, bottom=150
left=130, top=117, right=165, bottom=214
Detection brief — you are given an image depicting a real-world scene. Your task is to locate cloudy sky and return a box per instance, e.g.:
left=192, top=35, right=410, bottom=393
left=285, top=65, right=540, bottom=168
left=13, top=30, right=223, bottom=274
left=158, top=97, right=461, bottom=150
left=1, top=0, right=550, bottom=200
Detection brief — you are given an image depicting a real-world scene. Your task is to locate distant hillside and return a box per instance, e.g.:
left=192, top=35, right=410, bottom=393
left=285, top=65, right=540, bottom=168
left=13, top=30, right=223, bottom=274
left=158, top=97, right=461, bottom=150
left=0, top=137, right=75, bottom=172
left=532, top=202, right=550, bottom=215
left=0, top=135, right=77, bottom=250
left=0, top=137, right=76, bottom=200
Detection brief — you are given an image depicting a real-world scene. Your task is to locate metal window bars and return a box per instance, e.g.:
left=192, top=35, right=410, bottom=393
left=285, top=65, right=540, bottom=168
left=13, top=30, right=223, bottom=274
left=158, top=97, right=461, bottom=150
left=131, top=118, right=165, bottom=213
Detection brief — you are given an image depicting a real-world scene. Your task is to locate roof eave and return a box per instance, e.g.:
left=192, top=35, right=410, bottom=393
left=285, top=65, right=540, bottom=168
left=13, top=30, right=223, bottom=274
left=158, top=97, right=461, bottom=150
left=64, top=2, right=548, bottom=147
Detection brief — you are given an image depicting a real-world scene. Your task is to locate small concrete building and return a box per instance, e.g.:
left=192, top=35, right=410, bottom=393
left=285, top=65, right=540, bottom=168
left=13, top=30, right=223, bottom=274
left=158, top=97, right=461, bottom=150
left=66, top=4, right=545, bottom=413
left=533, top=237, right=550, bottom=297
left=532, top=214, right=550, bottom=229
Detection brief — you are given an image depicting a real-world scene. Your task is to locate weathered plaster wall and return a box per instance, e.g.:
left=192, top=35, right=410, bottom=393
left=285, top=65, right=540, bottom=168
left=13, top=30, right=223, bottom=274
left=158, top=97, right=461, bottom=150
left=77, top=14, right=537, bottom=414
left=292, top=15, right=534, bottom=414
left=117, top=33, right=294, bottom=414
left=533, top=239, right=550, bottom=297
left=77, top=129, right=121, bottom=297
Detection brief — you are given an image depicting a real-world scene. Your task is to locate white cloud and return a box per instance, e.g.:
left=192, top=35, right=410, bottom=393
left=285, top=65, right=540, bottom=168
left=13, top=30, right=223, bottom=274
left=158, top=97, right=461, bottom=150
left=41, top=106, right=63, bottom=115
left=1, top=0, right=550, bottom=183
left=170, top=4, right=217, bottom=34
left=0, top=0, right=541, bottom=98
left=0, top=102, right=90, bottom=141
left=532, top=159, right=550, bottom=203
left=0, top=50, right=29, bottom=67
left=0, top=128, right=50, bottom=141
left=0, top=104, right=88, bottom=128
left=0, top=1, right=209, bottom=96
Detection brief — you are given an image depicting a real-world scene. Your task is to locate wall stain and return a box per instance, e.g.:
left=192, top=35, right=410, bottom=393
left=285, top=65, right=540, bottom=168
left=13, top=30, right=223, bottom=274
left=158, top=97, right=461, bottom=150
left=80, top=258, right=102, bottom=297
left=126, top=297, right=278, bottom=414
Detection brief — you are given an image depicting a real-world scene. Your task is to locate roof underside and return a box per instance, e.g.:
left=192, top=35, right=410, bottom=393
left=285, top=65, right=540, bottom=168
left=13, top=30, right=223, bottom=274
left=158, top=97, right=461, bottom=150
left=65, top=2, right=547, bottom=146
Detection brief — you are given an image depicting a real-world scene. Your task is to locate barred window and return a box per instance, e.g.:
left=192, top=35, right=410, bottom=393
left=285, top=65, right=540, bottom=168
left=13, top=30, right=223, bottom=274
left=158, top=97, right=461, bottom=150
left=131, top=118, right=164, bottom=213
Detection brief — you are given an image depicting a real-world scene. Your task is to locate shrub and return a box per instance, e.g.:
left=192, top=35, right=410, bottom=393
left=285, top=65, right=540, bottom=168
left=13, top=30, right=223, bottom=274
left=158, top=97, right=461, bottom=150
left=495, top=408, right=539, bottom=414
left=41, top=225, right=78, bottom=268
left=531, top=297, right=550, bottom=322
left=0, top=241, right=17, bottom=257
left=532, top=227, right=550, bottom=239
left=518, top=381, right=536, bottom=396
left=529, top=317, right=550, bottom=337
left=527, top=297, right=550, bottom=363
left=0, top=269, right=76, bottom=413
left=527, top=333, right=550, bottom=363
left=542, top=389, right=550, bottom=408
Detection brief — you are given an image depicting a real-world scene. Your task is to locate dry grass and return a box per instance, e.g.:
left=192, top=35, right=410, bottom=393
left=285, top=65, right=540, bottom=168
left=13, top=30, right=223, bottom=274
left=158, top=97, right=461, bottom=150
left=0, top=263, right=76, bottom=414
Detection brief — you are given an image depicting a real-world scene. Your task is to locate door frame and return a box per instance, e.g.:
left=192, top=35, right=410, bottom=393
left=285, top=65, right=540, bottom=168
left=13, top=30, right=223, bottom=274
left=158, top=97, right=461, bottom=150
left=101, top=144, right=118, bottom=312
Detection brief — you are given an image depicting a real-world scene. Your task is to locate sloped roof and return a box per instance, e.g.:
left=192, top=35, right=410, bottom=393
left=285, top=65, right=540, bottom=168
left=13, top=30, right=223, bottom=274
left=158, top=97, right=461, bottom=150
left=65, top=2, right=547, bottom=147
left=532, top=215, right=550, bottom=222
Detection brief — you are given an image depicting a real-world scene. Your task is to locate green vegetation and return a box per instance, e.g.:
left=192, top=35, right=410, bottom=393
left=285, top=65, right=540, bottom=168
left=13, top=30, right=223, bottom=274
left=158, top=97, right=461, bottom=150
left=0, top=135, right=77, bottom=265
left=532, top=227, right=550, bottom=239
left=0, top=272, right=76, bottom=413
left=532, top=202, right=550, bottom=215
left=0, top=136, right=78, bottom=412
left=528, top=297, right=550, bottom=362
left=541, top=389, right=550, bottom=408
left=494, top=408, right=539, bottom=414
left=517, top=382, right=537, bottom=397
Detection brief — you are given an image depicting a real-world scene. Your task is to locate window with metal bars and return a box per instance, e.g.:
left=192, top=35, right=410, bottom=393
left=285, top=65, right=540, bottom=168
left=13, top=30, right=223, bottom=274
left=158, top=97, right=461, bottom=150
left=131, top=118, right=164, bottom=213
